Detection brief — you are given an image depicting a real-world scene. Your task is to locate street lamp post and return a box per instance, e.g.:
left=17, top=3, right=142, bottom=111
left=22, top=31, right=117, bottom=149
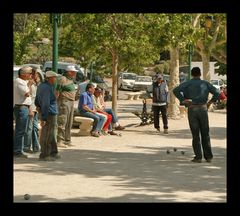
left=50, top=13, right=62, bottom=73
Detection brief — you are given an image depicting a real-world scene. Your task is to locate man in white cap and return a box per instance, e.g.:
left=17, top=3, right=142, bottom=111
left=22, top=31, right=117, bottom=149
left=14, top=66, right=33, bottom=158
left=35, top=71, right=60, bottom=161
left=55, top=65, right=78, bottom=147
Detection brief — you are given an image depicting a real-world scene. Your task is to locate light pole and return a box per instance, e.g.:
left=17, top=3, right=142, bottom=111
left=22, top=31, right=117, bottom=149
left=50, top=13, right=62, bottom=73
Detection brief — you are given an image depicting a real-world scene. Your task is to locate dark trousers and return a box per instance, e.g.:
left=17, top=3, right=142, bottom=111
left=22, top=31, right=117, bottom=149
left=188, top=106, right=213, bottom=160
left=152, top=105, right=168, bottom=130
left=39, top=115, right=58, bottom=158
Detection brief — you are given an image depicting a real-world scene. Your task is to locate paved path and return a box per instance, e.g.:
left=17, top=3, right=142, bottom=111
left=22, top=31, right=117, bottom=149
left=14, top=100, right=226, bottom=202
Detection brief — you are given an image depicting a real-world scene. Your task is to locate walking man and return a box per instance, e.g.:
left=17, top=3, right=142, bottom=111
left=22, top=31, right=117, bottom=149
left=173, top=67, right=220, bottom=163
left=35, top=71, right=60, bottom=161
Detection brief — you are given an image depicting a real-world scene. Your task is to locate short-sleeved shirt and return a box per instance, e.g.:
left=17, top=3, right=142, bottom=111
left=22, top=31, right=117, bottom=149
left=78, top=91, right=94, bottom=112
left=14, top=78, right=32, bottom=106
left=56, top=75, right=76, bottom=101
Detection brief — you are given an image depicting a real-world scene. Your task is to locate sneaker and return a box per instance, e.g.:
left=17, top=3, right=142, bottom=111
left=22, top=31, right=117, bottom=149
left=14, top=153, right=28, bottom=158
left=156, top=128, right=160, bottom=133
left=101, top=130, right=109, bottom=136
left=191, top=158, right=202, bottom=163
left=108, top=131, right=118, bottom=135
left=164, top=129, right=168, bottom=134
left=91, top=131, right=100, bottom=137
left=23, top=149, right=34, bottom=154
left=206, top=158, right=212, bottom=163
left=115, top=125, right=125, bottom=130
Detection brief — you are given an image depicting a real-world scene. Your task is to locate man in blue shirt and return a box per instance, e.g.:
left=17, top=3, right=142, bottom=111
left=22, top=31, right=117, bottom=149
left=78, top=83, right=106, bottom=137
left=173, top=67, right=220, bottom=163
left=35, top=71, right=60, bottom=161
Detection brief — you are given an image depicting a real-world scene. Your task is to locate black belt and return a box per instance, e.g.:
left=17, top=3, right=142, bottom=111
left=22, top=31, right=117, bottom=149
left=189, top=104, right=207, bottom=108
left=15, top=104, right=30, bottom=108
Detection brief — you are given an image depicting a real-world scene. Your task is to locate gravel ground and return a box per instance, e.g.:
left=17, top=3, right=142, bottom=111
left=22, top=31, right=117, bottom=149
left=14, top=99, right=226, bottom=203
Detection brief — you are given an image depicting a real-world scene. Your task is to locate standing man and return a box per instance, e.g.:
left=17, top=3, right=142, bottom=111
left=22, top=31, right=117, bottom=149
left=24, top=68, right=44, bottom=153
left=35, top=71, right=60, bottom=161
left=151, top=74, right=169, bottom=134
left=56, top=65, right=78, bottom=147
left=14, top=66, right=33, bottom=158
left=173, top=67, right=220, bottom=163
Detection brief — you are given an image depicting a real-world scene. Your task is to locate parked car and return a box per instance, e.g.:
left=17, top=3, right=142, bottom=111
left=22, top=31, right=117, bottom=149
left=132, top=75, right=152, bottom=91
left=210, top=79, right=225, bottom=90
left=118, top=72, right=137, bottom=90
left=43, top=61, right=85, bottom=82
left=22, top=63, right=43, bottom=71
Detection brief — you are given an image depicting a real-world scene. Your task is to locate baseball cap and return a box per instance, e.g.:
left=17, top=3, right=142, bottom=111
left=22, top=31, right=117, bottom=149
left=157, top=74, right=163, bottom=79
left=66, top=65, right=78, bottom=72
left=45, top=70, right=59, bottom=78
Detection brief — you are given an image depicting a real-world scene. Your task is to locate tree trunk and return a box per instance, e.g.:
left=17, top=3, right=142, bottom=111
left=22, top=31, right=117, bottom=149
left=168, top=47, right=180, bottom=119
left=111, top=51, right=118, bottom=116
left=201, top=52, right=211, bottom=81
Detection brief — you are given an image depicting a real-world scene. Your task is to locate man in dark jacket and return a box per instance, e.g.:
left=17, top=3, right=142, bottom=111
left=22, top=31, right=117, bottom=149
left=173, top=67, right=220, bottom=163
left=35, top=71, right=60, bottom=161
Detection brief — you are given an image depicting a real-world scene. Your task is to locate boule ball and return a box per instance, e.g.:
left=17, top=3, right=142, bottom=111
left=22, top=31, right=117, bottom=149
left=24, top=194, right=31, bottom=200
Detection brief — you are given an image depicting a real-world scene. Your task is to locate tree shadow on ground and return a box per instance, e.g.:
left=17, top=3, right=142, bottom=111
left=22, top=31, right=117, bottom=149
left=14, top=145, right=226, bottom=202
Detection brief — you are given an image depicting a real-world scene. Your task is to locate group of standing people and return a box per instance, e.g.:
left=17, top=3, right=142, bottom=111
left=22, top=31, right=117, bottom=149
left=14, top=65, right=125, bottom=160
left=14, top=64, right=220, bottom=164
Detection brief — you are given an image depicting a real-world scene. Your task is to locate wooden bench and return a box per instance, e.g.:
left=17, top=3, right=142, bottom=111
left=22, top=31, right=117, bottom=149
left=74, top=116, right=94, bottom=136
left=125, top=92, right=142, bottom=100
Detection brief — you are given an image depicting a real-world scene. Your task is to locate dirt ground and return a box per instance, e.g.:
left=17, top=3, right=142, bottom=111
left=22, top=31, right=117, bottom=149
left=14, top=99, right=226, bottom=203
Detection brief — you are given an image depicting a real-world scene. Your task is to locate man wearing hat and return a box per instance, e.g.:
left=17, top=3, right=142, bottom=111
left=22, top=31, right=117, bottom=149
left=56, top=65, right=78, bottom=147
left=152, top=74, right=169, bottom=134
left=14, top=66, right=33, bottom=158
left=35, top=71, right=60, bottom=161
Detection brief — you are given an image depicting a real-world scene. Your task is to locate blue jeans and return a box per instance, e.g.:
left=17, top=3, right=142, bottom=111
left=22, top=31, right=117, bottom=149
left=24, top=112, right=41, bottom=151
left=104, top=108, right=118, bottom=131
left=79, top=110, right=105, bottom=132
left=188, top=106, right=213, bottom=160
left=14, top=106, right=29, bottom=154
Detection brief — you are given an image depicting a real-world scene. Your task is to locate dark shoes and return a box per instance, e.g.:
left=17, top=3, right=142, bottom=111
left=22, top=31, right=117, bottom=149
left=191, top=158, right=202, bottom=163
left=51, top=153, right=61, bottom=159
left=206, top=158, right=212, bottom=163
left=91, top=131, right=100, bottom=137
left=115, top=125, right=125, bottom=130
left=23, top=149, right=34, bottom=154
left=108, top=131, right=118, bottom=135
left=14, top=153, right=28, bottom=158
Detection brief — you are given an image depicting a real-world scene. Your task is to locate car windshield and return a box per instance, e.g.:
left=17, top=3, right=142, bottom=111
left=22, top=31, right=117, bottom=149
left=123, top=74, right=136, bottom=80
left=211, top=80, right=218, bottom=85
left=136, top=77, right=152, bottom=82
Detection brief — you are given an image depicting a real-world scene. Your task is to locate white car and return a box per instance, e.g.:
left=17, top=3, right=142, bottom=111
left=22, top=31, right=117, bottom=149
left=132, top=75, right=152, bottom=91
left=210, top=79, right=224, bottom=90
left=118, top=72, right=137, bottom=90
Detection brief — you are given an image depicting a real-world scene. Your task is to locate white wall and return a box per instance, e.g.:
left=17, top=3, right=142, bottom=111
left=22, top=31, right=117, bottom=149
left=191, top=61, right=226, bottom=81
